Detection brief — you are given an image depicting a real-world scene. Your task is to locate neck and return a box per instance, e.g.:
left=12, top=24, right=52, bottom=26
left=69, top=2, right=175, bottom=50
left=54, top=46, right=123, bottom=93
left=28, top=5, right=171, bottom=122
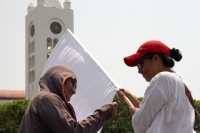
left=158, top=67, right=175, bottom=73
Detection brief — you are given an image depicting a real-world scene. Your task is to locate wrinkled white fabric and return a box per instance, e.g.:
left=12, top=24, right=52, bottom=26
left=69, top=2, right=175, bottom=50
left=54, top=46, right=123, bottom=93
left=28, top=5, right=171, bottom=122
left=41, top=30, right=118, bottom=133
left=132, top=72, right=196, bottom=133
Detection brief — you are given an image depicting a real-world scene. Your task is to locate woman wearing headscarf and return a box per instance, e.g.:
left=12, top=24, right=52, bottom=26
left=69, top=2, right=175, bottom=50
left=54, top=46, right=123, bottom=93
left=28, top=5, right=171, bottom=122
left=19, top=64, right=118, bottom=133
left=117, top=40, right=196, bottom=133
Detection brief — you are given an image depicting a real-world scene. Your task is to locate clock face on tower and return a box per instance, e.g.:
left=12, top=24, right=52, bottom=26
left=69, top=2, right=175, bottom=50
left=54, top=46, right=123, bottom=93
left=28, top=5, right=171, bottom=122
left=50, top=22, right=62, bottom=34
left=30, top=25, right=35, bottom=37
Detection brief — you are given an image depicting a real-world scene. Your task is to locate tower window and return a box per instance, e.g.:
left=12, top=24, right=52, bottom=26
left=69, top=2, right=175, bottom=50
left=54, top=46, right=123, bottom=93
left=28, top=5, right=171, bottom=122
left=32, top=70, right=34, bottom=82
left=47, top=52, right=51, bottom=59
left=29, top=43, right=31, bottom=54
left=31, top=41, right=34, bottom=53
left=31, top=56, right=33, bottom=67
left=47, top=38, right=52, bottom=50
left=32, top=70, right=35, bottom=82
left=31, top=56, right=34, bottom=67
left=33, top=55, right=35, bottom=67
left=33, top=41, right=35, bottom=52
left=53, top=38, right=58, bottom=48
left=29, top=57, right=31, bottom=68
left=29, top=71, right=31, bottom=83
left=30, top=43, right=32, bottom=53
left=30, top=25, right=35, bottom=37
left=30, top=71, right=32, bottom=83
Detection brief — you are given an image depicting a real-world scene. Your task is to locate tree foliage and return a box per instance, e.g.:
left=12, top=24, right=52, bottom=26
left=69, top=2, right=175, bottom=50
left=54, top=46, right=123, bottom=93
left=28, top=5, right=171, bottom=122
left=0, top=100, right=29, bottom=133
left=0, top=97, right=200, bottom=133
left=101, top=95, right=135, bottom=133
left=194, top=99, right=200, bottom=131
left=101, top=96, right=143, bottom=133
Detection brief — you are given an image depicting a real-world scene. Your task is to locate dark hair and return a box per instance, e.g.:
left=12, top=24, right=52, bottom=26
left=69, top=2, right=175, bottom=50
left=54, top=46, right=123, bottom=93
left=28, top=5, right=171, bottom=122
left=145, top=48, right=182, bottom=68
left=159, top=48, right=182, bottom=68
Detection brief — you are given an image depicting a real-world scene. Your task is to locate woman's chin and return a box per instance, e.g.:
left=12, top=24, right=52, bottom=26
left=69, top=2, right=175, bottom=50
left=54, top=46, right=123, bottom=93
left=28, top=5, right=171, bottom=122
left=65, top=97, right=70, bottom=102
left=144, top=77, right=150, bottom=82
left=142, top=75, right=148, bottom=81
left=68, top=98, right=71, bottom=102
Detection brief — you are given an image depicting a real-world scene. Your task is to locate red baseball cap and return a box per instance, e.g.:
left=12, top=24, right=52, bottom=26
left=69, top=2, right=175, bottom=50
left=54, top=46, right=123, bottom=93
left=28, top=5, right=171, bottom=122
left=124, top=40, right=171, bottom=67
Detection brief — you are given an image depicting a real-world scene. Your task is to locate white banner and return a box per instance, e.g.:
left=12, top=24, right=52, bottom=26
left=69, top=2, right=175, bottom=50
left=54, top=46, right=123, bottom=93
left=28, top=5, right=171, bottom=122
left=41, top=29, right=119, bottom=132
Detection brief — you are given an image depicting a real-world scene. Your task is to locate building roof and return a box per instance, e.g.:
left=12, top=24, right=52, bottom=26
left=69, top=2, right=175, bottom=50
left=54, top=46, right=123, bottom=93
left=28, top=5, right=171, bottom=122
left=0, top=90, right=25, bottom=99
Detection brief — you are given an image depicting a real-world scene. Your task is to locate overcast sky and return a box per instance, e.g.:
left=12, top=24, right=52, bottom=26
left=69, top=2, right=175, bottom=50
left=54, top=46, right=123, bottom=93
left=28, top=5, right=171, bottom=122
left=0, top=0, right=200, bottom=100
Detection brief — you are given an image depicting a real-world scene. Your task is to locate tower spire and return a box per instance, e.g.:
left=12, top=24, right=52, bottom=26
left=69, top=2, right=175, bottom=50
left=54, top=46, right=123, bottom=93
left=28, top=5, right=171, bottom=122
left=63, top=0, right=71, bottom=9
left=27, top=3, right=35, bottom=13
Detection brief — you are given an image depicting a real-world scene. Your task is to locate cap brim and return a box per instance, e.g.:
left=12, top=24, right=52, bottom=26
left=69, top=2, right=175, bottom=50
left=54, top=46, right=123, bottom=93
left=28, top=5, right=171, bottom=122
left=123, top=53, right=141, bottom=67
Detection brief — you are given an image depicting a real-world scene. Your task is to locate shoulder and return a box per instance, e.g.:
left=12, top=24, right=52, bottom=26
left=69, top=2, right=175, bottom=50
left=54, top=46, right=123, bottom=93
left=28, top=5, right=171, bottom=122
left=156, top=71, right=177, bottom=79
left=144, top=72, right=173, bottom=97
left=151, top=72, right=179, bottom=84
left=149, top=72, right=181, bottom=92
left=25, top=92, right=58, bottom=115
left=151, top=72, right=186, bottom=93
left=33, top=92, right=71, bottom=113
left=35, top=91, right=55, bottom=101
left=32, top=91, right=64, bottom=107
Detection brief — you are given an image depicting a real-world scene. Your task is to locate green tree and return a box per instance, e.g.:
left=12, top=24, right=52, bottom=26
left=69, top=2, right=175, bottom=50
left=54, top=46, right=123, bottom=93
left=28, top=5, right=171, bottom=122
left=0, top=100, right=29, bottom=133
left=0, top=98, right=200, bottom=133
left=102, top=96, right=133, bottom=133
left=194, top=99, right=200, bottom=131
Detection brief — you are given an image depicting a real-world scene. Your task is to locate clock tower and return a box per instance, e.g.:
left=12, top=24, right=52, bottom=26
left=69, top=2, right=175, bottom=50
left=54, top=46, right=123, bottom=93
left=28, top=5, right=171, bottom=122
left=25, top=0, right=74, bottom=99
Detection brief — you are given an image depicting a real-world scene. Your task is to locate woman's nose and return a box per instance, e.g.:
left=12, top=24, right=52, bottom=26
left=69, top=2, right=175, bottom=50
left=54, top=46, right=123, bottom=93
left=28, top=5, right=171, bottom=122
left=72, top=89, right=76, bottom=94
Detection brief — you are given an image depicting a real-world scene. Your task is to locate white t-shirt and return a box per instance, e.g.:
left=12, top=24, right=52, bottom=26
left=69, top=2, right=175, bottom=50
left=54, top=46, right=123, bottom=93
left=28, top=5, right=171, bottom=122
left=132, top=72, right=196, bottom=133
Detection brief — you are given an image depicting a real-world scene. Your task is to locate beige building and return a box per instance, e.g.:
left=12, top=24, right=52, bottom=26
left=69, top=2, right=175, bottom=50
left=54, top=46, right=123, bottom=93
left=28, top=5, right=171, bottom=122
left=25, top=0, right=74, bottom=99
left=0, top=90, right=25, bottom=104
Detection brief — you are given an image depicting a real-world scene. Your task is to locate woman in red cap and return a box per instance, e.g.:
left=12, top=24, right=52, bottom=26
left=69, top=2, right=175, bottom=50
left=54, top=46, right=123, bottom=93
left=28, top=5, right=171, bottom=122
left=117, top=40, right=197, bottom=133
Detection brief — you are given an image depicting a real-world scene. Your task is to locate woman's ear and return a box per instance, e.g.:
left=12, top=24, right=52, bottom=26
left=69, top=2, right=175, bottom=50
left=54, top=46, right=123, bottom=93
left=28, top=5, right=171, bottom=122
left=154, top=54, right=160, bottom=65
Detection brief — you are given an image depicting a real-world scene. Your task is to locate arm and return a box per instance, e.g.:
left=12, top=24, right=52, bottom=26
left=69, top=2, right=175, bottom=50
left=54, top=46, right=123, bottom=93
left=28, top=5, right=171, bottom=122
left=132, top=80, right=167, bottom=133
left=38, top=93, right=114, bottom=133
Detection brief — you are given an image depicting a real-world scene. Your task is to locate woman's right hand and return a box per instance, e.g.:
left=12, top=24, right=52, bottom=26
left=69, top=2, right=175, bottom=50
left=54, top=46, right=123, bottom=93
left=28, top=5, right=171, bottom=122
left=117, top=88, right=132, bottom=101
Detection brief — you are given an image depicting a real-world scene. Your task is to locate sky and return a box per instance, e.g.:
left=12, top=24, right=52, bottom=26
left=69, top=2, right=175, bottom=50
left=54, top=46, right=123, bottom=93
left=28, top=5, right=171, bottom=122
left=0, top=0, right=200, bottom=100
